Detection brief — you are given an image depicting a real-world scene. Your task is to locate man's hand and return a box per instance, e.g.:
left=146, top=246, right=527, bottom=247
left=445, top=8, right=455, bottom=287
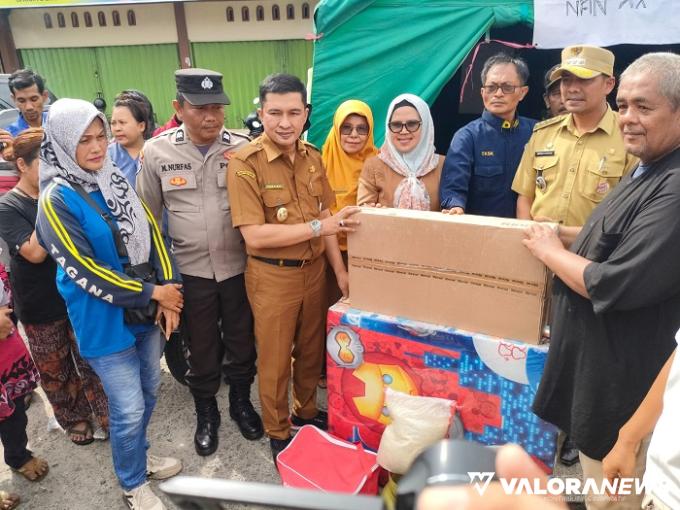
left=0, top=129, right=13, bottom=152
left=0, top=308, right=14, bottom=340
left=522, top=223, right=564, bottom=264
left=442, top=207, right=464, bottom=215
left=320, top=206, right=361, bottom=236
left=156, top=306, right=180, bottom=340
left=602, top=436, right=640, bottom=485
left=417, top=444, right=567, bottom=510
left=152, top=283, right=184, bottom=313
left=335, top=269, right=349, bottom=299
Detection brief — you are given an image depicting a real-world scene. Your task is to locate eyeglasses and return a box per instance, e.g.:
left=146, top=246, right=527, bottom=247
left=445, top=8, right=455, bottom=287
left=340, top=124, right=369, bottom=136
left=387, top=120, right=422, bottom=133
left=482, top=84, right=521, bottom=95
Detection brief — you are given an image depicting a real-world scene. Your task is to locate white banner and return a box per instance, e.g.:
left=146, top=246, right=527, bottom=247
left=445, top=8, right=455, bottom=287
left=533, top=0, right=680, bottom=49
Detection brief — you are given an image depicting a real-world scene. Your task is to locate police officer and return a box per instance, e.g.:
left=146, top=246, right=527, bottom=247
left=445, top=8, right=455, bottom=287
left=227, top=73, right=360, bottom=462
left=440, top=53, right=535, bottom=217
left=137, top=68, right=263, bottom=456
left=512, top=45, right=638, bottom=226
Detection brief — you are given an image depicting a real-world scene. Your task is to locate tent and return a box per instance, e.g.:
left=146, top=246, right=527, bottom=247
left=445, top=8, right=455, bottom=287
left=308, top=0, right=533, bottom=147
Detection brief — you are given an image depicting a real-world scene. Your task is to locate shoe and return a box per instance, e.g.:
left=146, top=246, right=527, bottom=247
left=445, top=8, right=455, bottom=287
left=194, top=396, right=220, bottom=456
left=290, top=410, right=328, bottom=432
left=146, top=454, right=182, bottom=480
left=559, top=436, right=580, bottom=466
left=123, top=482, right=165, bottom=510
left=270, top=436, right=292, bottom=463
left=229, top=384, right=264, bottom=440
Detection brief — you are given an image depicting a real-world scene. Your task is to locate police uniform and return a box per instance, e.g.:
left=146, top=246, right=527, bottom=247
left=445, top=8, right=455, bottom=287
left=227, top=133, right=336, bottom=440
left=512, top=45, right=638, bottom=226
left=137, top=68, right=262, bottom=452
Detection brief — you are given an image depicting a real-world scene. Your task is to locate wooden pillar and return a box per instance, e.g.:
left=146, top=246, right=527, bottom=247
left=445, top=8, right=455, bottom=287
left=0, top=10, right=21, bottom=73
left=174, top=2, right=191, bottom=69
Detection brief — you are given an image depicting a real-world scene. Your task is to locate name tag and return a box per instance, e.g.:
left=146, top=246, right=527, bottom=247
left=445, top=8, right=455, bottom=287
left=265, top=183, right=284, bottom=190
left=535, top=150, right=555, bottom=157
left=481, top=151, right=494, bottom=157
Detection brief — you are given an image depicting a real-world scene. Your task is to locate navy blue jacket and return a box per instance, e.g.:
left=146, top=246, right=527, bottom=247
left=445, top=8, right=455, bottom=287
left=439, top=111, right=536, bottom=217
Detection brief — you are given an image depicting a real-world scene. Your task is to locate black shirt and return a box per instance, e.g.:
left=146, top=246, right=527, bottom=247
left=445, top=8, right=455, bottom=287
left=533, top=147, right=680, bottom=461
left=0, top=190, right=68, bottom=324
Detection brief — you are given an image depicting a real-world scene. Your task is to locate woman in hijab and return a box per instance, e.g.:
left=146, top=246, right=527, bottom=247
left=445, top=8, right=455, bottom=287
left=35, top=99, right=183, bottom=509
left=358, top=94, right=444, bottom=210
left=0, top=128, right=108, bottom=446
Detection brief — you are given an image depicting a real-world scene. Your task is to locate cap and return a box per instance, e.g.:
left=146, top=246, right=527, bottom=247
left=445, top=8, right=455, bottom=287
left=544, top=64, right=561, bottom=91
left=550, top=45, right=615, bottom=81
left=175, top=68, right=230, bottom=106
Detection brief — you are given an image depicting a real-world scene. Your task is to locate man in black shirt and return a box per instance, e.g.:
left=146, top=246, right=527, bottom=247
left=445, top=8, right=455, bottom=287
left=523, top=52, right=680, bottom=510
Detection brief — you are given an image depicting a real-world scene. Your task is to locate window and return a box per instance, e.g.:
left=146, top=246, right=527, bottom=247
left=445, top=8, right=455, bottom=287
left=256, top=5, right=264, bottom=21
left=286, top=4, right=295, bottom=19
left=97, top=11, right=106, bottom=27
left=44, top=13, right=53, bottom=29
left=112, top=10, right=121, bottom=26
left=226, top=7, right=234, bottom=22
left=302, top=2, right=310, bottom=19
left=127, top=9, right=136, bottom=26
left=84, top=11, right=93, bottom=27
left=241, top=6, right=250, bottom=22
left=272, top=4, right=280, bottom=20
left=57, top=12, right=66, bottom=28
left=71, top=12, right=79, bottom=27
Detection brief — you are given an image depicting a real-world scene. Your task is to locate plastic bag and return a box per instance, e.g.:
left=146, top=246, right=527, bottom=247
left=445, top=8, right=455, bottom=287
left=376, top=388, right=456, bottom=474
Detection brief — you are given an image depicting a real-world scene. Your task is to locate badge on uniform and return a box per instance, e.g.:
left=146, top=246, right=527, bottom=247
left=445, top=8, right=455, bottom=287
left=276, top=207, right=288, bottom=222
left=308, top=165, right=316, bottom=173
left=535, top=150, right=555, bottom=157
left=175, top=129, right=185, bottom=142
left=596, top=181, right=609, bottom=195
left=223, top=150, right=236, bottom=160
left=535, top=169, right=547, bottom=191
left=222, top=131, right=231, bottom=144
left=169, top=176, right=187, bottom=187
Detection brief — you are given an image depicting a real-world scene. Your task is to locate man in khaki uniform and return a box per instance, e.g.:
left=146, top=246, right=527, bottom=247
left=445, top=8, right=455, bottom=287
left=513, top=45, right=637, bottom=226
left=137, top=69, right=263, bottom=457
left=227, top=73, right=360, bottom=462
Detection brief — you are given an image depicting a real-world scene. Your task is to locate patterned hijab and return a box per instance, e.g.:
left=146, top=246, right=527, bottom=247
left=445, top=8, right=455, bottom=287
left=378, top=94, right=439, bottom=210
left=39, top=98, right=150, bottom=265
left=322, top=99, right=378, bottom=213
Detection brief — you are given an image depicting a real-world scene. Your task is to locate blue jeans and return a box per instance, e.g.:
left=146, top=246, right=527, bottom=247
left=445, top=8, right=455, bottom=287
left=85, top=327, right=163, bottom=491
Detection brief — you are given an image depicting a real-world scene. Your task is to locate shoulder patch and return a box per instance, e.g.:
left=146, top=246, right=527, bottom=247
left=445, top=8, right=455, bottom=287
left=533, top=115, right=565, bottom=132
left=236, top=170, right=256, bottom=180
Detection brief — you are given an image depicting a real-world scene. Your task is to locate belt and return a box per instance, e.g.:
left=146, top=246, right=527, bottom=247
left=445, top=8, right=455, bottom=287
left=252, top=256, right=312, bottom=268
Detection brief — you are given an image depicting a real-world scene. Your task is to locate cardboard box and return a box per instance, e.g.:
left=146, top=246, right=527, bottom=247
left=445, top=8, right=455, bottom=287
left=326, top=302, right=558, bottom=473
left=348, top=208, right=551, bottom=344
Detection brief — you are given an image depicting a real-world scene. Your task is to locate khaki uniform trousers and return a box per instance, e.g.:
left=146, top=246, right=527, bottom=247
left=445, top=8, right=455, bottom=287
left=245, top=255, right=327, bottom=439
left=579, top=435, right=651, bottom=510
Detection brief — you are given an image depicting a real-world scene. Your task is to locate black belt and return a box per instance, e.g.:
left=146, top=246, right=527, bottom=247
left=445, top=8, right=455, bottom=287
left=252, top=256, right=312, bottom=268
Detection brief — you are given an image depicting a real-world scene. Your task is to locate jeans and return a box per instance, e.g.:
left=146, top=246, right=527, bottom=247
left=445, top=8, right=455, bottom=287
left=85, top=327, right=163, bottom=491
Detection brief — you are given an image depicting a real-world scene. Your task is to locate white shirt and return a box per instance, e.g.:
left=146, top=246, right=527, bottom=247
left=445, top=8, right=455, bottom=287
left=644, top=329, right=680, bottom=507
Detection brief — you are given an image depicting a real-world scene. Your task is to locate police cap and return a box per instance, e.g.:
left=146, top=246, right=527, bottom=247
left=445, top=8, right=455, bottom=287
left=175, top=68, right=230, bottom=106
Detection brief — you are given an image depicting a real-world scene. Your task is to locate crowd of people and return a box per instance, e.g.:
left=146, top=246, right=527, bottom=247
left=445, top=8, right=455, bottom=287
left=0, top=41, right=678, bottom=510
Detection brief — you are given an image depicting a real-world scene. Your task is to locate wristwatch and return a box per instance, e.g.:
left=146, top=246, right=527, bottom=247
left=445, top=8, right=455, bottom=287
left=309, top=219, right=322, bottom=238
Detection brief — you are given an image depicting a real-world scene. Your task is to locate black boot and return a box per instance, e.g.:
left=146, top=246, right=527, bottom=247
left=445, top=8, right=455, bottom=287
left=194, top=396, right=220, bottom=456
left=559, top=435, right=580, bottom=466
left=229, top=383, right=264, bottom=440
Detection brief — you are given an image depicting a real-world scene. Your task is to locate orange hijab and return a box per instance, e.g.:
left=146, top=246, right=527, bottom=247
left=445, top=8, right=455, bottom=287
left=322, top=100, right=378, bottom=215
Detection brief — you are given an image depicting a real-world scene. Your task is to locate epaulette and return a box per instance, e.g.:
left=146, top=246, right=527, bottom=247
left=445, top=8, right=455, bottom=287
left=301, top=139, right=320, bottom=152
left=229, top=130, right=252, bottom=142
left=232, top=142, right=263, bottom=162
left=532, top=115, right=565, bottom=132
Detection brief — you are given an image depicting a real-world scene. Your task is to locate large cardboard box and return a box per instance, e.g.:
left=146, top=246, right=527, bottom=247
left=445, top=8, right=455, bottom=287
left=326, top=302, right=558, bottom=472
left=348, top=208, right=551, bottom=344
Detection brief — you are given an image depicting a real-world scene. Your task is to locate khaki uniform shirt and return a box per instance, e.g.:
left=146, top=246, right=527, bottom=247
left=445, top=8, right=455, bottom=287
left=137, top=126, right=250, bottom=282
left=227, top=134, right=336, bottom=261
left=512, top=106, right=638, bottom=226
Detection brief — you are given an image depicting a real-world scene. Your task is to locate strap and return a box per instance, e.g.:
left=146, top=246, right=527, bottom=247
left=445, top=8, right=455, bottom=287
left=70, top=183, right=129, bottom=260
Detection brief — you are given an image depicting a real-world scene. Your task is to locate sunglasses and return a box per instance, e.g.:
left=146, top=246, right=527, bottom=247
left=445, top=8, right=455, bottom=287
left=387, top=120, right=422, bottom=133
left=340, top=124, right=369, bottom=136
left=482, top=83, right=522, bottom=95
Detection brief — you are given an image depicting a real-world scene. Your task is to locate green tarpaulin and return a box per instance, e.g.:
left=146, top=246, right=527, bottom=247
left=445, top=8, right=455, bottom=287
left=308, top=0, right=533, bottom=146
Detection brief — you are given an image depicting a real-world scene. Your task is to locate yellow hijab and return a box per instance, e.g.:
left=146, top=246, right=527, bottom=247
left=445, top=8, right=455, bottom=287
left=322, top=100, right=378, bottom=216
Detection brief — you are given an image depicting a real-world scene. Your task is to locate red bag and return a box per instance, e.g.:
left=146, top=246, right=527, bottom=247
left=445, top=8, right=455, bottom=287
left=277, top=425, right=380, bottom=495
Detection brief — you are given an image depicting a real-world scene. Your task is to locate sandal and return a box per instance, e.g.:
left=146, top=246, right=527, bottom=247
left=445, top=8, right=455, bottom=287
left=68, top=421, right=94, bottom=446
left=13, top=456, right=48, bottom=482
left=0, top=490, right=20, bottom=510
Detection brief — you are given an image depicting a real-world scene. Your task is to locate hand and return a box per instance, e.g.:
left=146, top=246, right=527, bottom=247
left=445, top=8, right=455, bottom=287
left=0, top=308, right=14, bottom=340
left=442, top=207, right=464, bottom=215
left=0, top=129, right=13, bottom=152
left=156, top=306, right=180, bottom=340
left=361, top=202, right=383, bottom=208
left=151, top=283, right=183, bottom=313
left=335, top=269, right=349, bottom=299
left=321, top=206, right=361, bottom=236
left=417, top=444, right=567, bottom=510
left=602, top=437, right=639, bottom=486
left=522, top=223, right=564, bottom=263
